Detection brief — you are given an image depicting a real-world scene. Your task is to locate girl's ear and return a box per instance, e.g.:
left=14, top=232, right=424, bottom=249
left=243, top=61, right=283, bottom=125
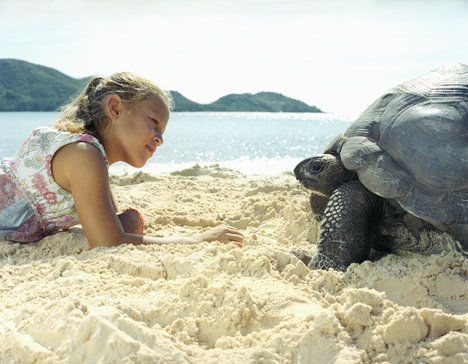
left=104, top=94, right=123, bottom=120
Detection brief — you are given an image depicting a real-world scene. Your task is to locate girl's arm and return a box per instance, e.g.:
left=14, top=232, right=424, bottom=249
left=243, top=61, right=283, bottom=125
left=109, top=190, right=144, bottom=234
left=52, top=142, right=243, bottom=248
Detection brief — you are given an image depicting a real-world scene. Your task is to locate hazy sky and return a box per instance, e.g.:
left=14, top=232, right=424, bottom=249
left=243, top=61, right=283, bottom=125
left=1, top=0, right=467, bottom=115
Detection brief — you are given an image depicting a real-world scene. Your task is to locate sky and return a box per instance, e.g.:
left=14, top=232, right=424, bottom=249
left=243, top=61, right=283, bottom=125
left=0, top=0, right=467, bottom=116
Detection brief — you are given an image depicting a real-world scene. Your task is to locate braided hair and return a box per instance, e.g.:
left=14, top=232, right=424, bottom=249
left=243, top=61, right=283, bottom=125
left=55, top=72, right=173, bottom=139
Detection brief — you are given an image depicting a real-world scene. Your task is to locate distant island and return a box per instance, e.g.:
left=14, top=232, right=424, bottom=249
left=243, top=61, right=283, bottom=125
left=0, top=59, right=322, bottom=113
left=0, top=59, right=90, bottom=111
left=169, top=91, right=321, bottom=112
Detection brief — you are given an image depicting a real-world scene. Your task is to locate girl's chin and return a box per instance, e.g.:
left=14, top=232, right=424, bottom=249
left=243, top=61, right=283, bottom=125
left=128, top=158, right=147, bottom=168
left=126, top=153, right=151, bottom=168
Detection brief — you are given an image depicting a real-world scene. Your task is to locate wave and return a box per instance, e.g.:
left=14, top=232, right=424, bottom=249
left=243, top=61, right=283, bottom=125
left=109, top=156, right=306, bottom=175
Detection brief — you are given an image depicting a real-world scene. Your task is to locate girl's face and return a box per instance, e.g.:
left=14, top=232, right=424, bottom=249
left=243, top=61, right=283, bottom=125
left=112, top=95, right=169, bottom=167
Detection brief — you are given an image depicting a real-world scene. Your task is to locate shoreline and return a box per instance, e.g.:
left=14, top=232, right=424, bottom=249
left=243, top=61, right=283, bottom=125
left=109, top=160, right=303, bottom=177
left=1, top=167, right=467, bottom=363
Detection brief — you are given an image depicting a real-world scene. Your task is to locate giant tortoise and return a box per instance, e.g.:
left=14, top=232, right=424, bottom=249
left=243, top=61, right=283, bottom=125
left=294, top=63, right=468, bottom=271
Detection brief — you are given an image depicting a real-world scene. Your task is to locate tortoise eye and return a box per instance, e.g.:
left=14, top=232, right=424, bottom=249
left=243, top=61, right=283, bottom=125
left=312, top=164, right=323, bottom=172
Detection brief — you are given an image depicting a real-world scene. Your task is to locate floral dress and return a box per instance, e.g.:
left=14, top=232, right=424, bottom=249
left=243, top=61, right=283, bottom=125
left=0, top=127, right=108, bottom=242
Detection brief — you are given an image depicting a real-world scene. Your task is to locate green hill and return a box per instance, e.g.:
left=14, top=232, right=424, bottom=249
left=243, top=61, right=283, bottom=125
left=0, top=59, right=322, bottom=112
left=0, top=59, right=90, bottom=111
left=169, top=91, right=204, bottom=111
left=171, top=91, right=321, bottom=112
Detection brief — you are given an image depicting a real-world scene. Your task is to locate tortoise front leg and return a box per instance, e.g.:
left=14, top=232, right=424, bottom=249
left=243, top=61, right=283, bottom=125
left=309, top=193, right=329, bottom=221
left=307, top=180, right=382, bottom=271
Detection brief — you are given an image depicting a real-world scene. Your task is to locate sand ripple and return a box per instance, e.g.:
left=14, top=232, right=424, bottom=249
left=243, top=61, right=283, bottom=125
left=1, top=166, right=467, bottom=363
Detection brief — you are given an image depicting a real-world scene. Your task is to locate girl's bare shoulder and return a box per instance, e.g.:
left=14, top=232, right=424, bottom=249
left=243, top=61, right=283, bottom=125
left=52, top=141, right=108, bottom=192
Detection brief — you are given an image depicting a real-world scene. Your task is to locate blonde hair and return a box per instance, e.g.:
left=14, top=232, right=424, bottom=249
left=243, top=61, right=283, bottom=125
left=55, top=72, right=173, bottom=137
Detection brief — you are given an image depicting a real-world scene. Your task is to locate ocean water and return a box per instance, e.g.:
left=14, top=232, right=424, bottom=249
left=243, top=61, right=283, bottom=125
left=0, top=112, right=352, bottom=174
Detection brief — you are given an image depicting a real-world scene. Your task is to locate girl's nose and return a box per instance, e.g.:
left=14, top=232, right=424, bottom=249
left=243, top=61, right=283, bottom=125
left=154, top=133, right=163, bottom=146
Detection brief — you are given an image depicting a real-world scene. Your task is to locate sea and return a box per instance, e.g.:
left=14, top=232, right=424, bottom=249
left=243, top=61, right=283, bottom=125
left=0, top=112, right=353, bottom=175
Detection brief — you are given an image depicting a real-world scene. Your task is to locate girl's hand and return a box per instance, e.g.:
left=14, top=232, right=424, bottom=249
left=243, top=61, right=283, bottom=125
left=200, top=224, right=244, bottom=247
left=81, top=244, right=92, bottom=252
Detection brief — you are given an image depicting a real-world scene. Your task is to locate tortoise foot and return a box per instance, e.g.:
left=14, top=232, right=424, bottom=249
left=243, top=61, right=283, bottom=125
left=292, top=249, right=313, bottom=266
left=308, top=253, right=348, bottom=272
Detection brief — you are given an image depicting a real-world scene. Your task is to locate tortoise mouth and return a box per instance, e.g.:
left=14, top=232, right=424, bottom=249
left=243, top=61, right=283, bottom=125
left=294, top=158, right=324, bottom=188
left=296, top=176, right=319, bottom=190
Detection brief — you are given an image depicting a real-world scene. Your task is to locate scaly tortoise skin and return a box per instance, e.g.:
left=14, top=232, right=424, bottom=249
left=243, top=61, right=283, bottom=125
left=294, top=63, right=468, bottom=271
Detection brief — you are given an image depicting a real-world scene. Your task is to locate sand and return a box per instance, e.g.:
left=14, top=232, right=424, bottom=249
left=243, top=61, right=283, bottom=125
left=1, top=165, right=467, bottom=364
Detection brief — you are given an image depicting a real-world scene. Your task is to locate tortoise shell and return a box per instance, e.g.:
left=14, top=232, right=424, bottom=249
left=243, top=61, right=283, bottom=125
left=325, top=63, right=468, bottom=245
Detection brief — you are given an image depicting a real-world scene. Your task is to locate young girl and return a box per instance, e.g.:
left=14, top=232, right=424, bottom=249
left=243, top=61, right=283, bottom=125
left=0, top=73, right=243, bottom=249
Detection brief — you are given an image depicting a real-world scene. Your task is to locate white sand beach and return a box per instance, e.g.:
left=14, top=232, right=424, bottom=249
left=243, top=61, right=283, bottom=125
left=1, top=165, right=467, bottom=363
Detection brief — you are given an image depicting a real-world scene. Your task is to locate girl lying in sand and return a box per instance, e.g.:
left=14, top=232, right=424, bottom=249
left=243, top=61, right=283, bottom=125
left=0, top=73, right=243, bottom=249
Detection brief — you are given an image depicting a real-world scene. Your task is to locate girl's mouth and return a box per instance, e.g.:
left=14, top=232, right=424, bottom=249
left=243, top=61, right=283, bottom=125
left=146, top=144, right=156, bottom=154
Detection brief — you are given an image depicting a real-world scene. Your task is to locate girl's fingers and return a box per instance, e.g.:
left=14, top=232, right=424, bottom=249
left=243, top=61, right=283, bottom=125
left=225, top=232, right=243, bottom=242
left=227, top=239, right=243, bottom=248
left=224, top=226, right=243, bottom=235
left=79, top=244, right=92, bottom=253
left=223, top=232, right=244, bottom=248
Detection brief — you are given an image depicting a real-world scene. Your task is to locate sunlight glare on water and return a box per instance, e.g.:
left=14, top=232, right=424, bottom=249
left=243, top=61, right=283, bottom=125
left=0, top=111, right=352, bottom=175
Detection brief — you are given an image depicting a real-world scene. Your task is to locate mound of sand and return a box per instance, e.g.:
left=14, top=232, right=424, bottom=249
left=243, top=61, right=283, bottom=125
left=1, top=166, right=467, bottom=363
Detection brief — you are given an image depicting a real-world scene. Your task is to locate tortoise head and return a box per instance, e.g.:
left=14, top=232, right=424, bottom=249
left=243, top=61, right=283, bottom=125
left=294, top=154, right=355, bottom=197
